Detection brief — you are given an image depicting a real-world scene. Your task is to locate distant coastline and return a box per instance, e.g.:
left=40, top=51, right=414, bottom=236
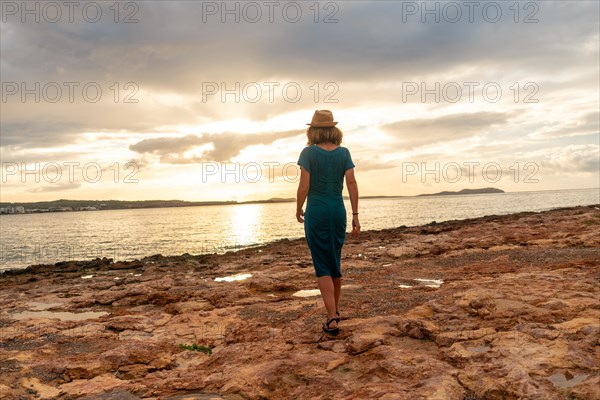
left=0, top=188, right=506, bottom=214
left=0, top=198, right=294, bottom=215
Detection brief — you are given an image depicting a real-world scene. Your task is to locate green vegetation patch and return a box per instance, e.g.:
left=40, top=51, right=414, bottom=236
left=179, top=343, right=213, bottom=355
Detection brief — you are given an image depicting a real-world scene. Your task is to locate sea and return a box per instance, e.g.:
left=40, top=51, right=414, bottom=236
left=1, top=188, right=598, bottom=271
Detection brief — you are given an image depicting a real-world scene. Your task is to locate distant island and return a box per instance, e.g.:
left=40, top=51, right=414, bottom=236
left=417, top=187, right=504, bottom=197
left=0, top=188, right=504, bottom=214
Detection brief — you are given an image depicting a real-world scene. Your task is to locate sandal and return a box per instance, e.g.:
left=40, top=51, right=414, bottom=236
left=336, top=310, right=341, bottom=323
left=322, top=317, right=339, bottom=335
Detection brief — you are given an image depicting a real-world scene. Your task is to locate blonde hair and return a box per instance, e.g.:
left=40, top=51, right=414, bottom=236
left=306, top=126, right=343, bottom=146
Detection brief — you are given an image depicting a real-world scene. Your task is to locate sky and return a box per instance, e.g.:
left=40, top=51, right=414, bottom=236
left=1, top=0, right=598, bottom=202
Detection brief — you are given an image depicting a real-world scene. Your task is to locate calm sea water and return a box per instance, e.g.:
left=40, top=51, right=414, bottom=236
left=1, top=188, right=598, bottom=271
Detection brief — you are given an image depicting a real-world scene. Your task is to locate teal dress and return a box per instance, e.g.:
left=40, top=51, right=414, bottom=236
left=297, top=145, right=355, bottom=278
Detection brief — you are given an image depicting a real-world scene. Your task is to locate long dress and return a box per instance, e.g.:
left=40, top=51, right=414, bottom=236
left=297, top=145, right=355, bottom=278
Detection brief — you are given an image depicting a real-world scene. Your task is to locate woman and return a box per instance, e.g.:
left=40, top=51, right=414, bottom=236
left=296, top=110, right=360, bottom=335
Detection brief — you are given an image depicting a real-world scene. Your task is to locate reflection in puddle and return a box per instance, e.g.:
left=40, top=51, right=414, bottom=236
left=467, top=345, right=491, bottom=353
left=214, top=273, right=252, bottom=282
left=12, top=310, right=109, bottom=321
left=413, top=278, right=444, bottom=288
left=292, top=289, right=321, bottom=297
left=547, top=372, right=589, bottom=388
left=292, top=285, right=360, bottom=297
left=399, top=278, right=444, bottom=289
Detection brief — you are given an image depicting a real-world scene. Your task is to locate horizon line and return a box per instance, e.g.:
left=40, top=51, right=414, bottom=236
left=1, top=187, right=599, bottom=206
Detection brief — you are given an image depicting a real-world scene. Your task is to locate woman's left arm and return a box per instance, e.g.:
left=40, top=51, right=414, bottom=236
left=296, top=167, right=310, bottom=222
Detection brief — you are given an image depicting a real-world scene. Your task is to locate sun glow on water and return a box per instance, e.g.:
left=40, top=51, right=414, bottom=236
left=227, top=204, right=262, bottom=246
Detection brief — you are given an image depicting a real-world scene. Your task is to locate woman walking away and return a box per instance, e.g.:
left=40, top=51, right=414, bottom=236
left=296, top=110, right=360, bottom=335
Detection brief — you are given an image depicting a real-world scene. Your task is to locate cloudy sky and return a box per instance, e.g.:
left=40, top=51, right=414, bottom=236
left=1, top=0, right=598, bottom=202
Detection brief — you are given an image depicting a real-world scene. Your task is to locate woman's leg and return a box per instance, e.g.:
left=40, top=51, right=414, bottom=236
left=317, top=276, right=338, bottom=328
left=333, top=277, right=342, bottom=313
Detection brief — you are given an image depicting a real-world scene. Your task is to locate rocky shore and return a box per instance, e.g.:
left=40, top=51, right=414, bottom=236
left=1, top=205, right=599, bottom=400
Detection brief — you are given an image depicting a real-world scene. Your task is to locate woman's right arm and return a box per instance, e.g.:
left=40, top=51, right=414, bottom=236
left=345, top=168, right=360, bottom=235
left=296, top=167, right=310, bottom=223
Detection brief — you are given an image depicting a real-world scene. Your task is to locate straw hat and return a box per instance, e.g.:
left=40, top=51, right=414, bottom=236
left=307, top=110, right=338, bottom=127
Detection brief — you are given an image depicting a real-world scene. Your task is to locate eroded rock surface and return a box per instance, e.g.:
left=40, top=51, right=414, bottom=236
left=1, top=205, right=599, bottom=399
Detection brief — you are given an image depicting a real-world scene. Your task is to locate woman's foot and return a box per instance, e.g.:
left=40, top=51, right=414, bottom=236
left=336, top=310, right=340, bottom=323
left=322, top=317, right=339, bottom=335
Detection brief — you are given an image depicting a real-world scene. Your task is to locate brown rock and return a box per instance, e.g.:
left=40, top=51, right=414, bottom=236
left=165, top=300, right=214, bottom=314
left=19, top=377, right=60, bottom=399
left=1, top=205, right=599, bottom=399
left=436, top=327, right=496, bottom=347
left=345, top=333, right=385, bottom=354
left=58, top=374, right=130, bottom=397
left=99, top=342, right=175, bottom=371
left=401, top=319, right=439, bottom=340
left=569, top=374, right=600, bottom=400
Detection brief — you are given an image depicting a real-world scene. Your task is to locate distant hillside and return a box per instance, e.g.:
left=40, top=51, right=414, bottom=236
left=0, top=197, right=295, bottom=212
left=417, top=188, right=504, bottom=197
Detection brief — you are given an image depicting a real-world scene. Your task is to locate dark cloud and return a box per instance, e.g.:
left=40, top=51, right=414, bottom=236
left=124, top=157, right=150, bottom=171
left=129, top=134, right=204, bottom=155
left=381, top=111, right=513, bottom=150
left=1, top=99, right=200, bottom=149
left=2, top=2, right=598, bottom=87
left=0, top=120, right=87, bottom=148
left=1, top=1, right=597, bottom=195
left=129, top=130, right=302, bottom=163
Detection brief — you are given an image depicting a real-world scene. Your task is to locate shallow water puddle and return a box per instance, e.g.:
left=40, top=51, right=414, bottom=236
left=398, top=278, right=444, bottom=289
left=413, top=278, right=444, bottom=288
left=467, top=345, right=491, bottom=353
left=292, top=285, right=360, bottom=297
left=292, top=289, right=321, bottom=297
left=214, top=273, right=252, bottom=282
left=547, top=372, right=589, bottom=388
left=11, top=310, right=109, bottom=321
left=10, top=301, right=108, bottom=321
left=27, top=301, right=63, bottom=310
